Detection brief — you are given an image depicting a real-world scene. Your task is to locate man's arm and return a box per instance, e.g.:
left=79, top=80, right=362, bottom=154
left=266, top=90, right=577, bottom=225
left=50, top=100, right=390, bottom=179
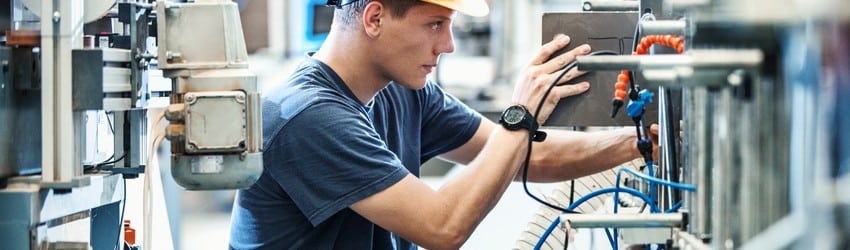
left=351, top=126, right=527, bottom=249
left=524, top=126, right=640, bottom=182
left=351, top=34, right=592, bottom=249
left=440, top=120, right=642, bottom=182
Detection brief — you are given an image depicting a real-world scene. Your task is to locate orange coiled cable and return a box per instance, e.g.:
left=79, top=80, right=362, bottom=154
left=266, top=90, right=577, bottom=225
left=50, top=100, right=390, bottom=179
left=613, top=35, right=685, bottom=105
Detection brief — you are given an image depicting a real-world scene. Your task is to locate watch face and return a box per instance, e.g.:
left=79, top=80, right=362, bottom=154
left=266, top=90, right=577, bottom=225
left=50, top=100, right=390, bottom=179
left=504, top=106, right=525, bottom=124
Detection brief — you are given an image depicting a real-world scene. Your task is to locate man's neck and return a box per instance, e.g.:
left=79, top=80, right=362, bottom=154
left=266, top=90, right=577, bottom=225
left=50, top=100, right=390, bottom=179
left=312, top=31, right=390, bottom=105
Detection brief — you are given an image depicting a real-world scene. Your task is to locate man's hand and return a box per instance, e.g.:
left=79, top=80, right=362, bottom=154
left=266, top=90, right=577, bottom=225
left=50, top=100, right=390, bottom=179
left=564, top=219, right=576, bottom=244
left=649, top=124, right=660, bottom=161
left=513, top=34, right=592, bottom=124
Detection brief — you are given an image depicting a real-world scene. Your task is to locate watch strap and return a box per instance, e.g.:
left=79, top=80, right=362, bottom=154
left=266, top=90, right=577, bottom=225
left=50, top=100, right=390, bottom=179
left=500, top=104, right=547, bottom=142
left=532, top=130, right=547, bottom=142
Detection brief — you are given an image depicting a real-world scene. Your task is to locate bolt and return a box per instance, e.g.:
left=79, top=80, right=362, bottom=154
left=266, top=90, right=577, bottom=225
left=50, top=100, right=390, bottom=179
left=187, top=144, right=197, bottom=151
left=52, top=11, right=61, bottom=22
left=165, top=51, right=182, bottom=61
left=725, top=239, right=734, bottom=249
left=235, top=94, right=245, bottom=102
left=167, top=4, right=181, bottom=9
left=185, top=94, right=195, bottom=103
left=727, top=71, right=743, bottom=86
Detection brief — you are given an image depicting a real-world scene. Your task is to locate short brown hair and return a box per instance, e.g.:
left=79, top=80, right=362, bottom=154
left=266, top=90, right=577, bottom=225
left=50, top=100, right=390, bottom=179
left=335, top=0, right=426, bottom=26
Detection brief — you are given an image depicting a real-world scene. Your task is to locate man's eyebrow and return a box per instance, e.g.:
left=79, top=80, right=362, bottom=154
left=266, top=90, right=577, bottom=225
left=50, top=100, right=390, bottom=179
left=428, top=15, right=452, bottom=20
left=428, top=11, right=456, bottom=20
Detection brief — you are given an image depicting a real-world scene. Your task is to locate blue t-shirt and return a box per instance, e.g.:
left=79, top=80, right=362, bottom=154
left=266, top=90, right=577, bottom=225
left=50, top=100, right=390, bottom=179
left=229, top=57, right=482, bottom=249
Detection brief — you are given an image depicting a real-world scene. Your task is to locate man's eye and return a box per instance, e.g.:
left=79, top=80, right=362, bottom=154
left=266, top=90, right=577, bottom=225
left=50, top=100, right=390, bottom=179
left=431, top=22, right=443, bottom=30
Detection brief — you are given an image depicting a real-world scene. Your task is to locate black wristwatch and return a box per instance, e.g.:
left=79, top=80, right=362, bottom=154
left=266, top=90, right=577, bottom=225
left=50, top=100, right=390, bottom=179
left=499, top=105, right=547, bottom=142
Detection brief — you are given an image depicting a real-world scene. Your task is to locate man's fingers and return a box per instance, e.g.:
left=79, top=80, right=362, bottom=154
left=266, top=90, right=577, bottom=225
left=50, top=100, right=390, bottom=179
left=554, top=67, right=588, bottom=86
left=650, top=124, right=660, bottom=135
left=530, top=34, right=571, bottom=66
left=553, top=81, right=591, bottom=99
left=565, top=220, right=576, bottom=243
left=539, top=44, right=591, bottom=75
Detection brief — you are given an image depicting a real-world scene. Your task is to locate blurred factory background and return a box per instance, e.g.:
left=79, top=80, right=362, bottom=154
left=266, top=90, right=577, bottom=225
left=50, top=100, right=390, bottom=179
left=178, top=3, right=585, bottom=249
left=1, top=0, right=848, bottom=249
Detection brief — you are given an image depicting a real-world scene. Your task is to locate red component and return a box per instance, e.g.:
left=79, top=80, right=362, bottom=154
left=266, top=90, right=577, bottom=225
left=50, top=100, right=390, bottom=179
left=617, top=73, right=629, bottom=83
left=611, top=34, right=686, bottom=114
left=124, top=220, right=136, bottom=245
left=615, top=89, right=628, bottom=100
left=615, top=81, right=627, bottom=91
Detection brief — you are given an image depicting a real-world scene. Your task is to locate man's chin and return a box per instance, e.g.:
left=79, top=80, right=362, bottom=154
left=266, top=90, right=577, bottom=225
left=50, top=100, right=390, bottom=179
left=393, top=79, right=429, bottom=90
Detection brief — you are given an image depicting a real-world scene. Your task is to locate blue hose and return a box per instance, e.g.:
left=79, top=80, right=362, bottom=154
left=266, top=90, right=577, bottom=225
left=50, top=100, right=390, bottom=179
left=533, top=187, right=659, bottom=250
left=617, top=167, right=697, bottom=192
left=534, top=217, right=561, bottom=250
left=665, top=200, right=683, bottom=213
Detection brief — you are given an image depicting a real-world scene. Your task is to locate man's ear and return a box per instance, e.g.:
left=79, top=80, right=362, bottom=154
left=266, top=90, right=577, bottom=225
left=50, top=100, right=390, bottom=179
left=361, top=1, right=384, bottom=38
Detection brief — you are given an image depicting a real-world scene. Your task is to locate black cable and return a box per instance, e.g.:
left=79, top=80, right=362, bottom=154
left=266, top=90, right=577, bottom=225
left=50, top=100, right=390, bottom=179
left=568, top=127, right=577, bottom=206
left=85, top=111, right=117, bottom=172
left=99, top=153, right=127, bottom=167
left=628, top=14, right=641, bottom=94
left=85, top=153, right=128, bottom=172
left=117, top=177, right=127, bottom=249
left=106, top=111, right=115, bottom=134
left=520, top=50, right=619, bottom=214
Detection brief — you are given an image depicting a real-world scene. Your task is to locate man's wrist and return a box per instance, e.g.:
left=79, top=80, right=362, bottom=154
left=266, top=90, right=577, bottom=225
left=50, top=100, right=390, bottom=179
left=619, top=128, right=641, bottom=159
left=498, top=104, right=546, bottom=142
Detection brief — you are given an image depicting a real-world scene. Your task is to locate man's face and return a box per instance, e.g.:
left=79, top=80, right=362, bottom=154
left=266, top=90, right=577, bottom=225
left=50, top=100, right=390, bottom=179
left=373, top=3, right=456, bottom=89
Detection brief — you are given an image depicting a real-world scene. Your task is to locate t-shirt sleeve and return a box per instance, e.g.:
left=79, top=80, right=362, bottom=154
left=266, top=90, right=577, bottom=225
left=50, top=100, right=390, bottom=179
left=264, top=99, right=409, bottom=226
left=419, top=82, right=483, bottom=161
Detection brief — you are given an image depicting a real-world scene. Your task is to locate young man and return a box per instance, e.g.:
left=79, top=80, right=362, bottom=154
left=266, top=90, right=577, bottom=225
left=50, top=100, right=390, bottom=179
left=229, top=0, right=645, bottom=249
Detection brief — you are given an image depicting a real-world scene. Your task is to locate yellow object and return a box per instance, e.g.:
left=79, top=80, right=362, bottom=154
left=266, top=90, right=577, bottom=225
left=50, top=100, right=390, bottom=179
left=421, top=0, right=489, bottom=17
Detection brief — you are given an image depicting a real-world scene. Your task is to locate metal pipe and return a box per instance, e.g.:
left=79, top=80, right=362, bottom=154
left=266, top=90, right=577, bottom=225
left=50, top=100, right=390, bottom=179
left=673, top=228, right=711, bottom=250
left=640, top=20, right=687, bottom=36
left=559, top=213, right=684, bottom=228
left=577, top=55, right=646, bottom=71
left=582, top=0, right=639, bottom=11
left=690, top=87, right=713, bottom=236
left=577, top=49, right=763, bottom=72
left=658, top=86, right=677, bottom=210
left=712, top=88, right=739, bottom=249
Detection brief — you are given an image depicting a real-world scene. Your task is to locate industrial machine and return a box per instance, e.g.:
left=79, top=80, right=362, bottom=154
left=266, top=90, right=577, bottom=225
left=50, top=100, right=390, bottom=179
left=517, top=0, right=850, bottom=249
left=0, top=0, right=262, bottom=249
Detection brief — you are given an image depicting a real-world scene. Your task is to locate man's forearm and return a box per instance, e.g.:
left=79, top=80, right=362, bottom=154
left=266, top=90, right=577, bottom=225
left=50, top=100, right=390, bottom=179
left=522, top=128, right=638, bottom=182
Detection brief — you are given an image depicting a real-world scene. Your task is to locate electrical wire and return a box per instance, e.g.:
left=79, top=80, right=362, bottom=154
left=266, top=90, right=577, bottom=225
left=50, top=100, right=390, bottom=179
left=612, top=166, right=694, bottom=249
left=106, top=111, right=115, bottom=133
left=665, top=200, right=683, bottom=213
left=535, top=216, right=561, bottom=250
left=143, top=110, right=167, bottom=249
left=616, top=167, right=696, bottom=192
left=521, top=50, right=619, bottom=214
left=116, top=177, right=127, bottom=248
left=534, top=187, right=659, bottom=250
left=605, top=228, right=616, bottom=249
left=612, top=165, right=695, bottom=235
left=629, top=14, right=641, bottom=92
left=570, top=187, right=659, bottom=213
left=98, top=153, right=127, bottom=167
